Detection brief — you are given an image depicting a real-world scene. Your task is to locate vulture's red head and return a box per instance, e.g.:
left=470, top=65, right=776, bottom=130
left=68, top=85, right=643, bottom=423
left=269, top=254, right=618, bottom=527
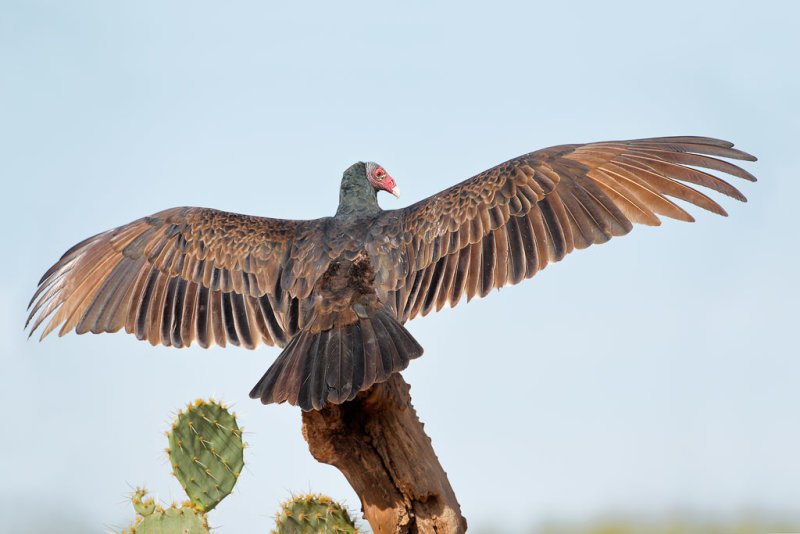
left=365, top=161, right=400, bottom=198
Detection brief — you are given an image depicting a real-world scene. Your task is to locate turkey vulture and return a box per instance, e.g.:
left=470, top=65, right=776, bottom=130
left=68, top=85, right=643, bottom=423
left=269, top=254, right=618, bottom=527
left=27, top=136, right=756, bottom=410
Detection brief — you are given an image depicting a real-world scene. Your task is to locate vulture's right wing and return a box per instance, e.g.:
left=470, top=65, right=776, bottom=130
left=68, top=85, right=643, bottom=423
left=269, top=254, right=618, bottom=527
left=373, top=136, right=756, bottom=322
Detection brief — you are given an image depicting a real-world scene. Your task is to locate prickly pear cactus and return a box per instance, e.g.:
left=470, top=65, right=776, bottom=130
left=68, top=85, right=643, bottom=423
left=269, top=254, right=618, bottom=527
left=273, top=493, right=359, bottom=534
left=122, top=488, right=209, bottom=534
left=167, top=399, right=245, bottom=512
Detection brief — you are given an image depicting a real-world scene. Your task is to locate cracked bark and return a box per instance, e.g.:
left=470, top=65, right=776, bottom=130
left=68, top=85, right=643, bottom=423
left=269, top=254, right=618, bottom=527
left=301, top=374, right=467, bottom=533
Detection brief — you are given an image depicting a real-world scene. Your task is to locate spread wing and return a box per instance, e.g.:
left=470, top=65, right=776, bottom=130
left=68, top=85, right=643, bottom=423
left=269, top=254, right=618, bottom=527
left=372, top=136, right=756, bottom=322
left=27, top=207, right=332, bottom=349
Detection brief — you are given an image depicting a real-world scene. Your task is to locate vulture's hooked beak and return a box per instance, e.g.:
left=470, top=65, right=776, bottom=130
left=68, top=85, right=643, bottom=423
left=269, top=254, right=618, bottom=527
left=390, top=186, right=401, bottom=198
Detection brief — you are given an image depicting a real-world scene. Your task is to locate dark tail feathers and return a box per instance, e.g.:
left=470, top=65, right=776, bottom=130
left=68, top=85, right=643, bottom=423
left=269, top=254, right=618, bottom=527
left=249, top=310, right=423, bottom=411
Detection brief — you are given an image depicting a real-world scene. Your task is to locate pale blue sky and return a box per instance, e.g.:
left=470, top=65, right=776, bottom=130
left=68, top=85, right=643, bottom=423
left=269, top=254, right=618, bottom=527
left=2, top=1, right=798, bottom=532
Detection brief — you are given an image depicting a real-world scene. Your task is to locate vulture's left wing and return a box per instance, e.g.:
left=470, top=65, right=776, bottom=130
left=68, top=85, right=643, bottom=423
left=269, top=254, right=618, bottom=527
left=27, top=207, right=331, bottom=349
left=373, top=136, right=756, bottom=322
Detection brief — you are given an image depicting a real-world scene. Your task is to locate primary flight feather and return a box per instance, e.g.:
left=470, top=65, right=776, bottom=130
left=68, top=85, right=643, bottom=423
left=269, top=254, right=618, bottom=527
left=27, top=136, right=756, bottom=411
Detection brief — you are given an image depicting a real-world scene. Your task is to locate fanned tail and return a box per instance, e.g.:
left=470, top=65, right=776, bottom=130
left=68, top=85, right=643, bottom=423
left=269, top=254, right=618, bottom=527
left=249, top=309, right=423, bottom=411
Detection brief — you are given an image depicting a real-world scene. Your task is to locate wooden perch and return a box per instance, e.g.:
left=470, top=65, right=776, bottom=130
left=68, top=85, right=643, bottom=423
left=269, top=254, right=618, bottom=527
left=302, top=374, right=467, bottom=533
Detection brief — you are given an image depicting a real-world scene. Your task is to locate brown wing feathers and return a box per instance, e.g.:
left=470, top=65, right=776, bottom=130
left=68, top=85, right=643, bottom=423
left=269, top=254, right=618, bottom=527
left=25, top=136, right=755, bottom=412
left=28, top=136, right=755, bottom=355
left=390, top=136, right=755, bottom=322
left=26, top=207, right=319, bottom=349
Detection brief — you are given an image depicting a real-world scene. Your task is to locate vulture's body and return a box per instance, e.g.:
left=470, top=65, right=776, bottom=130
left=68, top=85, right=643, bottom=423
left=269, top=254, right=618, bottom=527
left=27, top=137, right=757, bottom=410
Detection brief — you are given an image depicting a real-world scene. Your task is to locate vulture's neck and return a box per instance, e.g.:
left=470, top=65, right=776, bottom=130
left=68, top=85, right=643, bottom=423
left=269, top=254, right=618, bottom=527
left=336, top=163, right=381, bottom=217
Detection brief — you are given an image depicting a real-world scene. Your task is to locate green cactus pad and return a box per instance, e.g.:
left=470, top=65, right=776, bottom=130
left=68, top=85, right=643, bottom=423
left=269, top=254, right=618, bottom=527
left=273, top=493, right=359, bottom=534
left=126, top=506, right=209, bottom=534
left=131, top=488, right=156, bottom=516
left=123, top=489, right=209, bottom=534
left=167, top=399, right=244, bottom=512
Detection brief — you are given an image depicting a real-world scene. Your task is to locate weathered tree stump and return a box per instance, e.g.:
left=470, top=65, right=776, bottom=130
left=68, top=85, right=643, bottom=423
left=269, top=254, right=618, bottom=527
left=302, top=374, right=467, bottom=533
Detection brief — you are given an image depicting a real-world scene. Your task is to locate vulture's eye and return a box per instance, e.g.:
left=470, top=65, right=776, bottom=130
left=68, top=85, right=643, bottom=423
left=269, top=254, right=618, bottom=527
left=376, top=169, right=385, bottom=178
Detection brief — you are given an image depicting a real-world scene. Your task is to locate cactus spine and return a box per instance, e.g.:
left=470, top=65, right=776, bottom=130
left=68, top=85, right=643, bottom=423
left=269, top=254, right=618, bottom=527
left=168, top=398, right=245, bottom=512
left=273, top=493, right=359, bottom=533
